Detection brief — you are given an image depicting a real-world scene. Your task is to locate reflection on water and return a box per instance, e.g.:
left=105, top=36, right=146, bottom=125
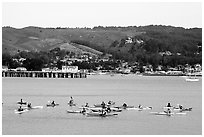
left=2, top=75, right=202, bottom=135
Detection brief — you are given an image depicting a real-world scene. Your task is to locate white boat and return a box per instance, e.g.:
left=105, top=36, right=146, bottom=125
left=186, top=73, right=199, bottom=82
left=186, top=77, right=199, bottom=82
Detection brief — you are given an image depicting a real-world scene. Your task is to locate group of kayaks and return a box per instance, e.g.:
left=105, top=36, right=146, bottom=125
left=15, top=99, right=43, bottom=114
left=150, top=103, right=192, bottom=116
left=66, top=99, right=155, bottom=117
left=14, top=99, right=192, bottom=117
left=67, top=101, right=192, bottom=117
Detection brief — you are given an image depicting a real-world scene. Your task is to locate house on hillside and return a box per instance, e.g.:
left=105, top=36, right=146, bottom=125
left=16, top=67, right=27, bottom=71
left=125, top=37, right=133, bottom=44
left=194, top=64, right=202, bottom=72
left=62, top=66, right=79, bottom=73
left=42, top=68, right=52, bottom=72
left=2, top=66, right=8, bottom=71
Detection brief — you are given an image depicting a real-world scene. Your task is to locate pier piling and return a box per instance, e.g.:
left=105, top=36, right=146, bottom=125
left=2, top=71, right=87, bottom=79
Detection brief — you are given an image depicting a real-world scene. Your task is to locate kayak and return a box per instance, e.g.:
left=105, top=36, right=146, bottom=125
left=150, top=112, right=186, bottom=116
left=107, top=101, right=115, bottom=106
left=14, top=109, right=29, bottom=114
left=93, top=102, right=115, bottom=107
left=127, top=106, right=152, bottom=111
left=173, top=107, right=192, bottom=112
left=109, top=107, right=122, bottom=112
left=22, top=106, right=43, bottom=110
left=78, top=106, right=90, bottom=110
left=67, top=110, right=81, bottom=113
left=87, top=107, right=102, bottom=112
left=163, top=106, right=174, bottom=109
left=93, top=104, right=106, bottom=107
left=67, top=110, right=86, bottom=114
left=114, top=105, right=135, bottom=109
left=17, top=101, right=27, bottom=105
left=150, top=112, right=174, bottom=116
left=68, top=103, right=76, bottom=106
left=46, top=104, right=59, bottom=107
left=86, top=112, right=118, bottom=117
left=85, top=107, right=122, bottom=112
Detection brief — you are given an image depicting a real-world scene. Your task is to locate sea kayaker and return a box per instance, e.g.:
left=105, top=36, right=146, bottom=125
left=101, top=101, right=106, bottom=109
left=138, top=104, right=142, bottom=109
left=69, top=96, right=74, bottom=104
left=107, top=101, right=112, bottom=105
left=81, top=107, right=86, bottom=113
left=179, top=104, right=183, bottom=109
left=106, top=106, right=111, bottom=113
left=85, top=103, right=89, bottom=107
left=51, top=100, right=55, bottom=105
left=101, top=109, right=107, bottom=116
left=18, top=106, right=24, bottom=111
left=166, top=108, right=171, bottom=114
left=27, top=103, right=32, bottom=108
left=122, top=102, right=127, bottom=108
left=166, top=103, right=172, bottom=107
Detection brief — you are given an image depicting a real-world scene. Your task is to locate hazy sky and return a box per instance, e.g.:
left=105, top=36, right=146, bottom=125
left=2, top=2, right=202, bottom=28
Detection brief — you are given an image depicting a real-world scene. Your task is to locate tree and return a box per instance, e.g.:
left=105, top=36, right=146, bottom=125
left=110, top=40, right=119, bottom=47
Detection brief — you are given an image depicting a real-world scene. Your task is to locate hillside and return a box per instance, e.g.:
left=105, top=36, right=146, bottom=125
left=2, top=25, right=202, bottom=64
left=2, top=27, right=105, bottom=56
left=2, top=26, right=154, bottom=54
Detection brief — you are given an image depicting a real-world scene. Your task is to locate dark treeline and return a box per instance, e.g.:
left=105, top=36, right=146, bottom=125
left=2, top=48, right=120, bottom=71
left=2, top=48, right=70, bottom=71
left=70, top=27, right=202, bottom=70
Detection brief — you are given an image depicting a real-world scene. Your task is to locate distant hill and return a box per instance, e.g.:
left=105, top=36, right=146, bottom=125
left=2, top=26, right=106, bottom=56
left=2, top=25, right=202, bottom=63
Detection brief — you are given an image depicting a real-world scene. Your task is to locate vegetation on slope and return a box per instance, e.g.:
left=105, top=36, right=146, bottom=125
left=2, top=25, right=202, bottom=70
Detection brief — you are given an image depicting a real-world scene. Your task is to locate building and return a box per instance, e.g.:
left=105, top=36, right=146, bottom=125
left=42, top=68, right=52, bottom=72
left=125, top=37, right=133, bottom=44
left=62, top=66, right=79, bottom=73
left=16, top=67, right=27, bottom=71
left=2, top=66, right=8, bottom=71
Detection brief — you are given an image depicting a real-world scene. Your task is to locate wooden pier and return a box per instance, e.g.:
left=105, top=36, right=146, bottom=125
left=2, top=71, right=87, bottom=78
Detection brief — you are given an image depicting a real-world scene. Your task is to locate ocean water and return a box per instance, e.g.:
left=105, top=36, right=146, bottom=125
left=2, top=75, right=202, bottom=135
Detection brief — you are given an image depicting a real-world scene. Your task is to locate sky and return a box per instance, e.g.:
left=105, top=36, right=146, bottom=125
left=2, top=2, right=202, bottom=29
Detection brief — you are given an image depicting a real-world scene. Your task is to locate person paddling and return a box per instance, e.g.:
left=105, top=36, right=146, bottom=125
left=178, top=104, right=183, bottom=109
left=69, top=96, right=74, bottom=104
left=106, top=106, right=111, bottom=113
left=85, top=102, right=89, bottom=107
left=122, top=102, right=127, bottom=108
left=138, top=104, right=143, bottom=109
left=18, top=106, right=24, bottom=111
left=101, top=109, right=107, bottom=116
left=107, top=100, right=112, bottom=105
left=101, top=101, right=106, bottom=109
left=51, top=100, right=55, bottom=105
left=166, top=103, right=172, bottom=107
left=166, top=108, right=171, bottom=115
left=81, top=107, right=86, bottom=114
left=27, top=103, right=32, bottom=108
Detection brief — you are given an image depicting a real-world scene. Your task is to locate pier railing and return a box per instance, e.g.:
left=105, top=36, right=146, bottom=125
left=2, top=71, right=87, bottom=78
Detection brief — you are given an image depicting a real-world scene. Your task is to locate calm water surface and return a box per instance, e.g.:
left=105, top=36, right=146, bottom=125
left=2, top=75, right=202, bottom=135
